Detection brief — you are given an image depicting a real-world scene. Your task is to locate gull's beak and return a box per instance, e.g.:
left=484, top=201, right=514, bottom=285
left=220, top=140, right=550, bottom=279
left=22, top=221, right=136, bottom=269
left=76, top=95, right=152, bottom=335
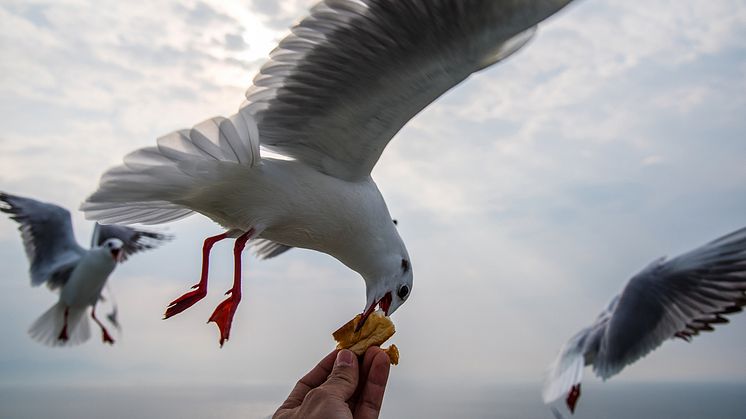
left=355, top=292, right=392, bottom=332
left=111, top=248, right=123, bottom=263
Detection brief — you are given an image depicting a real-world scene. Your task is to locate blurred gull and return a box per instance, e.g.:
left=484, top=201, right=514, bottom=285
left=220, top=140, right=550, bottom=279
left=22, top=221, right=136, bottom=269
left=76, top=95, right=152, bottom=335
left=543, top=227, right=746, bottom=413
left=81, top=0, right=576, bottom=346
left=0, top=192, right=170, bottom=346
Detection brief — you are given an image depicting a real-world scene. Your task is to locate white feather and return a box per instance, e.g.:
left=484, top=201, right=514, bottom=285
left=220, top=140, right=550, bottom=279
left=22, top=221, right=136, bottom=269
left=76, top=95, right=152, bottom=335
left=543, top=331, right=587, bottom=403
left=28, top=302, right=90, bottom=347
left=81, top=113, right=261, bottom=225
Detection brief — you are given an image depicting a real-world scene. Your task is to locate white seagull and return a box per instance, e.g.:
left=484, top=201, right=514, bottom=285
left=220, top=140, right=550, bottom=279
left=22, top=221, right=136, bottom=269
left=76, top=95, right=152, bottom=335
left=0, top=192, right=170, bottom=346
left=81, top=0, right=576, bottom=346
left=543, top=227, right=746, bottom=414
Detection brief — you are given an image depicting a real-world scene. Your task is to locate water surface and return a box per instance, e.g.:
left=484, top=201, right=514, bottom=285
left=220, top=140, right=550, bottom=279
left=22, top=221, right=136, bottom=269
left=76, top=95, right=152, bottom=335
left=1, top=381, right=744, bottom=418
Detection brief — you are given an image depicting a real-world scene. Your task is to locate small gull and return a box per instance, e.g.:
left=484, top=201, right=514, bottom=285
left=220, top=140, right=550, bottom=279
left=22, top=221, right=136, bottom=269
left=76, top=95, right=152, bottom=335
left=1, top=192, right=170, bottom=346
left=543, top=227, right=746, bottom=414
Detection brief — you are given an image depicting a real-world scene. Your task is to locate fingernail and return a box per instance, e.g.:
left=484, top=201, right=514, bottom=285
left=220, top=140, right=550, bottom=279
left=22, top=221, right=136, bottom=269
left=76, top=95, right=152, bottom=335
left=335, top=350, right=354, bottom=367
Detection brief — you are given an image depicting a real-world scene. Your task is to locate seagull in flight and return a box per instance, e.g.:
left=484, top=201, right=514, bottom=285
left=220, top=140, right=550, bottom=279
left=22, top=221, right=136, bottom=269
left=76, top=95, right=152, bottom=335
left=81, top=0, right=576, bottom=346
left=543, top=227, right=746, bottom=414
left=0, top=192, right=170, bottom=346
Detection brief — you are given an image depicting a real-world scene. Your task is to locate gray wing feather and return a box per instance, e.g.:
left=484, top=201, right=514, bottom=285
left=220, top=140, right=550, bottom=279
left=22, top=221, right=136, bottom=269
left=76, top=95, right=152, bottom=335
left=45, top=259, right=79, bottom=291
left=251, top=239, right=293, bottom=260
left=241, top=0, right=574, bottom=181
left=595, top=228, right=746, bottom=379
left=91, top=223, right=171, bottom=262
left=0, top=192, right=85, bottom=287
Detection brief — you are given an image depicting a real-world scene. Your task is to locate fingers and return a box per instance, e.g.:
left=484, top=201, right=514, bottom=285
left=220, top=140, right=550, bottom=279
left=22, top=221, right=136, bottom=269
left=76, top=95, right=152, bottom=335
left=359, top=346, right=382, bottom=382
left=316, top=349, right=360, bottom=400
left=356, top=347, right=383, bottom=399
left=277, top=350, right=340, bottom=411
left=347, top=346, right=382, bottom=410
left=354, top=349, right=390, bottom=419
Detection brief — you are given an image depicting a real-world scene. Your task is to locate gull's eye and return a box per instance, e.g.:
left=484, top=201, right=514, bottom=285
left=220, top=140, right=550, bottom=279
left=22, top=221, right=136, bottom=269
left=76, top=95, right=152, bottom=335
left=397, top=284, right=410, bottom=300
left=401, top=258, right=409, bottom=273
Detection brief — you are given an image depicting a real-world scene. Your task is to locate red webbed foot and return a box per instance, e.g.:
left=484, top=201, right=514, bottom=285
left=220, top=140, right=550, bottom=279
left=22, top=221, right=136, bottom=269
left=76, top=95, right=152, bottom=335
left=91, top=304, right=115, bottom=345
left=208, top=291, right=241, bottom=347
left=101, top=328, right=115, bottom=345
left=566, top=383, right=581, bottom=414
left=58, top=325, right=69, bottom=342
left=164, top=286, right=207, bottom=319
left=207, top=229, right=253, bottom=347
left=58, top=306, right=70, bottom=342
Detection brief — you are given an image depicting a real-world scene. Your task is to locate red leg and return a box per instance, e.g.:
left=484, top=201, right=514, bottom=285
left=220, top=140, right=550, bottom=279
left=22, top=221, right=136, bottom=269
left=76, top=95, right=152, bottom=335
left=58, top=306, right=69, bottom=342
left=91, top=304, right=115, bottom=345
left=164, top=232, right=230, bottom=319
left=208, top=229, right=254, bottom=347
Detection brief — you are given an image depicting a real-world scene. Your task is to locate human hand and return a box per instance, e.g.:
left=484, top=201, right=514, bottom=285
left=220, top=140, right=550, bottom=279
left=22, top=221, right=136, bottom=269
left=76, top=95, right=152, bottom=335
left=273, top=347, right=391, bottom=419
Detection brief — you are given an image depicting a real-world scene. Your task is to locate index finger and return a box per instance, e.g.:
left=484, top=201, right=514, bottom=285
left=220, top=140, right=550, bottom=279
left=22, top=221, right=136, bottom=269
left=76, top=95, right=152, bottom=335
left=347, top=346, right=385, bottom=410
left=277, top=349, right=340, bottom=410
left=353, top=349, right=391, bottom=419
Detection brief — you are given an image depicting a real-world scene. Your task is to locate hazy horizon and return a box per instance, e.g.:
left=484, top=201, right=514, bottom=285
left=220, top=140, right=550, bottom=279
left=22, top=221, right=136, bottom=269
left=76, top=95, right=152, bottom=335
left=2, top=381, right=746, bottom=419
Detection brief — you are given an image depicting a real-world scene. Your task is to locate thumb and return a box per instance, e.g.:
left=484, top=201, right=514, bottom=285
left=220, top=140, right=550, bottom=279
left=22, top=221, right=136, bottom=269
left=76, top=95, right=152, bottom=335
left=318, top=349, right=359, bottom=400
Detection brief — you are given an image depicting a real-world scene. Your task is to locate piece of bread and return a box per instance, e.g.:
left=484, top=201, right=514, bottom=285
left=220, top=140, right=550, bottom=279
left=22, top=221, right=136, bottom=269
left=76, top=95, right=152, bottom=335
left=383, top=344, right=399, bottom=366
left=332, top=311, right=399, bottom=365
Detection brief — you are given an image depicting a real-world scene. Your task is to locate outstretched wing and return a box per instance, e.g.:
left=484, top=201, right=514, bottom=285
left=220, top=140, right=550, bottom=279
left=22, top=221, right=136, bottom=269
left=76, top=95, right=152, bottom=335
left=0, top=192, right=85, bottom=287
left=595, top=228, right=746, bottom=379
left=241, top=0, right=575, bottom=181
left=91, top=223, right=171, bottom=262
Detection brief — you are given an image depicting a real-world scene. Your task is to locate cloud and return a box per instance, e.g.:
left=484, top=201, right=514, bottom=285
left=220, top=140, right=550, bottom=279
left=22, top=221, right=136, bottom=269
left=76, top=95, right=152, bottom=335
left=223, top=32, right=249, bottom=51
left=1, top=2, right=52, bottom=28
left=248, top=0, right=315, bottom=29
left=175, top=1, right=235, bottom=25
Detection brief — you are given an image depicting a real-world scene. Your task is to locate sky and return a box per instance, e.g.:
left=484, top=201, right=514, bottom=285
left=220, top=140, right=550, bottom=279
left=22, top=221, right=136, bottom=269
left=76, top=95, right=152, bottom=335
left=1, top=0, right=745, bottom=416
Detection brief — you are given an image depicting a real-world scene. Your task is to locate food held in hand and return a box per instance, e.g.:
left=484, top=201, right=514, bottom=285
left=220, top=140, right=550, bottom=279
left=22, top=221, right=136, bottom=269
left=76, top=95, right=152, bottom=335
left=333, top=311, right=399, bottom=365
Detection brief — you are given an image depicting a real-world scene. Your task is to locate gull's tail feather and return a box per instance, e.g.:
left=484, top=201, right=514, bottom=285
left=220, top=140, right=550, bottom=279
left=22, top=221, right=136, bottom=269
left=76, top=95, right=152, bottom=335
left=28, top=302, right=90, bottom=347
left=81, top=113, right=261, bottom=225
left=542, top=329, right=588, bottom=406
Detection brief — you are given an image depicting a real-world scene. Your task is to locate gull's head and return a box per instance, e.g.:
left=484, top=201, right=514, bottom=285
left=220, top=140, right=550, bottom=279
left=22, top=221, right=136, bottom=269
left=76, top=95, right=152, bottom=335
left=98, top=238, right=125, bottom=263
left=357, top=254, right=413, bottom=331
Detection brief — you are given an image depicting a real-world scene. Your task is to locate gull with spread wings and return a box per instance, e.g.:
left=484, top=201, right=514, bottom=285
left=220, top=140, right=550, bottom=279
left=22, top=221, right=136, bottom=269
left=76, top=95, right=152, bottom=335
left=1, top=192, right=170, bottom=346
left=543, top=227, right=746, bottom=414
left=82, top=0, right=577, bottom=346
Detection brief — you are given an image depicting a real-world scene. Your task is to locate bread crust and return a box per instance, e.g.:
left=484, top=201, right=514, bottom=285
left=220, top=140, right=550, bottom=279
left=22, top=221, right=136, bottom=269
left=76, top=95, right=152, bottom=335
left=333, top=311, right=399, bottom=365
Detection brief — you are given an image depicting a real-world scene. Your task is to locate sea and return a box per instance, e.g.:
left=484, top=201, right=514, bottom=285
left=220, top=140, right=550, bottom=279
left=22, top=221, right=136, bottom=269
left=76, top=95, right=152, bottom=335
left=1, top=381, right=744, bottom=418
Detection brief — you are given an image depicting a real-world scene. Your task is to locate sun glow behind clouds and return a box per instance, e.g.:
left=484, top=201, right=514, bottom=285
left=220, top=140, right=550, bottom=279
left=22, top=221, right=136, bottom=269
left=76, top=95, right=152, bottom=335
left=202, top=0, right=284, bottom=87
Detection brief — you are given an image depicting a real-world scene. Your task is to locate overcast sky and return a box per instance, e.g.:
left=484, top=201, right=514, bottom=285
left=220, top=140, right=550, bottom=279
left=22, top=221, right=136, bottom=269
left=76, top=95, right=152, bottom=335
left=1, top=0, right=745, bottom=415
